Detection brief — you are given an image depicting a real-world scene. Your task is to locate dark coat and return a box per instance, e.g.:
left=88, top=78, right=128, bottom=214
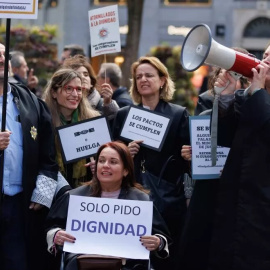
left=112, top=100, right=190, bottom=269
left=208, top=89, right=270, bottom=270
left=112, top=86, right=133, bottom=108
left=8, top=82, right=58, bottom=270
left=195, top=90, right=214, bottom=116
left=178, top=90, right=219, bottom=270
left=45, top=185, right=171, bottom=270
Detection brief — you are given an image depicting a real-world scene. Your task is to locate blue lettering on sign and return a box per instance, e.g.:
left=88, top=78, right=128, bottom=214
left=137, top=225, right=146, bottom=236
left=115, top=223, right=124, bottom=235
left=71, top=219, right=81, bottom=231
left=70, top=219, right=147, bottom=236
left=125, top=224, right=135, bottom=236
left=87, top=221, right=97, bottom=232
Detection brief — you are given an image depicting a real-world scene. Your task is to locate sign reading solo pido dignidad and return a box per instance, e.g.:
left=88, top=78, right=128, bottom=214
left=64, top=196, right=153, bottom=259
left=88, top=5, right=121, bottom=57
left=190, top=115, right=230, bottom=179
left=0, top=0, right=38, bottom=19
left=56, top=116, right=112, bottom=164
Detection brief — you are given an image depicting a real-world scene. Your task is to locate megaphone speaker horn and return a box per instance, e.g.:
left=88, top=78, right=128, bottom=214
left=181, top=24, right=236, bottom=72
left=180, top=24, right=261, bottom=78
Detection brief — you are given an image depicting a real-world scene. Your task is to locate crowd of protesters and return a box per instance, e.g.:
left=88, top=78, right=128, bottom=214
left=0, top=40, right=270, bottom=270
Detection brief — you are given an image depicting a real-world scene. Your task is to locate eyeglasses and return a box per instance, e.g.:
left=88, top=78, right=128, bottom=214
left=62, top=85, right=83, bottom=95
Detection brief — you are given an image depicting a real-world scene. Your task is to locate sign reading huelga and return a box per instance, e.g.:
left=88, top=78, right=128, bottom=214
left=120, top=106, right=172, bottom=152
left=56, top=116, right=112, bottom=164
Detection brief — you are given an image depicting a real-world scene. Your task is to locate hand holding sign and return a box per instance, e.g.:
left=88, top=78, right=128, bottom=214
left=181, top=145, right=192, bottom=161
left=140, top=235, right=161, bottom=251
left=100, top=83, right=113, bottom=105
left=128, top=140, right=143, bottom=158
left=54, top=230, right=76, bottom=246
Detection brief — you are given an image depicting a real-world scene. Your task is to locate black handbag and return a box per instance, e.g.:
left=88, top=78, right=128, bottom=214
left=140, top=155, right=185, bottom=216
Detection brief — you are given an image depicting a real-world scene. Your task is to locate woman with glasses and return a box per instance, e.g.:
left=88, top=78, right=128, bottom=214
left=43, top=68, right=100, bottom=189
left=62, top=55, right=119, bottom=120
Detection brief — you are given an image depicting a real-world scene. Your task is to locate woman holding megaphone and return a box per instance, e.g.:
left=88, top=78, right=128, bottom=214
left=203, top=44, right=270, bottom=270
left=179, top=47, right=250, bottom=270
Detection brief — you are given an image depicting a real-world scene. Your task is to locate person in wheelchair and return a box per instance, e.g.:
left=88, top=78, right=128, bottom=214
left=45, top=141, right=171, bottom=270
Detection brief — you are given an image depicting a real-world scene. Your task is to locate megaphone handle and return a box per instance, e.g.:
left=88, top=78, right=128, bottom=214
left=214, top=71, right=241, bottom=95
left=211, top=94, right=219, bottom=166
left=211, top=71, right=241, bottom=167
left=229, top=71, right=242, bottom=81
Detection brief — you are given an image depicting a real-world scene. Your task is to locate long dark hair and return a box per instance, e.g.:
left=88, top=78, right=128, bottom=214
left=89, top=141, right=148, bottom=197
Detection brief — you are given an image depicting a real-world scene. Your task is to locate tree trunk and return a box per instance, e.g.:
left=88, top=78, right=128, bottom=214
left=122, top=0, right=144, bottom=89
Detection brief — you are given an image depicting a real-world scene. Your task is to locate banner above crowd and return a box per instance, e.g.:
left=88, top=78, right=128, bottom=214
left=0, top=0, right=38, bottom=19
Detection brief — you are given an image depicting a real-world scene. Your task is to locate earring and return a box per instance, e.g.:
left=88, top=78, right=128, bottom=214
left=160, top=86, right=163, bottom=90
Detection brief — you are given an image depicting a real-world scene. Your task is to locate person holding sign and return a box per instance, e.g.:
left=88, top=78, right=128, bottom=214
left=112, top=56, right=190, bottom=269
left=43, top=68, right=100, bottom=188
left=97, top=63, right=133, bottom=108
left=45, top=141, right=170, bottom=270
left=62, top=55, right=119, bottom=119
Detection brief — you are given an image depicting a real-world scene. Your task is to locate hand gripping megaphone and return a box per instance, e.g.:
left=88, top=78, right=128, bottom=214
left=180, top=24, right=260, bottom=78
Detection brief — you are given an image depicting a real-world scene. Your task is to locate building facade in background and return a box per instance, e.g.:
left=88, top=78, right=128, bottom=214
left=10, top=0, right=270, bottom=65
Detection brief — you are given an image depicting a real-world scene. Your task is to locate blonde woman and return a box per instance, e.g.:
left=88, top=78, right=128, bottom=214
left=112, top=56, right=190, bottom=269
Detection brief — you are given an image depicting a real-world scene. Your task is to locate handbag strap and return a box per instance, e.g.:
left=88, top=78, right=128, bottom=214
left=157, top=155, right=175, bottom=186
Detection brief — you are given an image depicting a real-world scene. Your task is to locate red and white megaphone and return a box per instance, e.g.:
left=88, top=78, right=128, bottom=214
left=180, top=24, right=260, bottom=78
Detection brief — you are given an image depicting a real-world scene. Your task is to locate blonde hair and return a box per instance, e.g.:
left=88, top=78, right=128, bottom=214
left=43, top=68, right=100, bottom=128
left=130, top=56, right=175, bottom=104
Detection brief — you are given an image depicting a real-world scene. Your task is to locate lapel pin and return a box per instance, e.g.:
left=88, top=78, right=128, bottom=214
left=30, top=126, right=38, bottom=140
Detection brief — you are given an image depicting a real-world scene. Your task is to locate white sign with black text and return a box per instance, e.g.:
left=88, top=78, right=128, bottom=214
left=64, top=195, right=153, bottom=259
left=56, top=116, right=111, bottom=164
left=120, top=106, right=171, bottom=151
left=190, top=115, right=230, bottom=179
left=0, top=0, right=38, bottom=19
left=88, top=5, right=121, bottom=57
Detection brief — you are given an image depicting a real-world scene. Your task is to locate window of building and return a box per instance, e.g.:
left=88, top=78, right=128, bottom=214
left=244, top=17, right=270, bottom=38
left=94, top=0, right=126, bottom=5
left=242, top=17, right=270, bottom=60
left=164, top=0, right=211, bottom=4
